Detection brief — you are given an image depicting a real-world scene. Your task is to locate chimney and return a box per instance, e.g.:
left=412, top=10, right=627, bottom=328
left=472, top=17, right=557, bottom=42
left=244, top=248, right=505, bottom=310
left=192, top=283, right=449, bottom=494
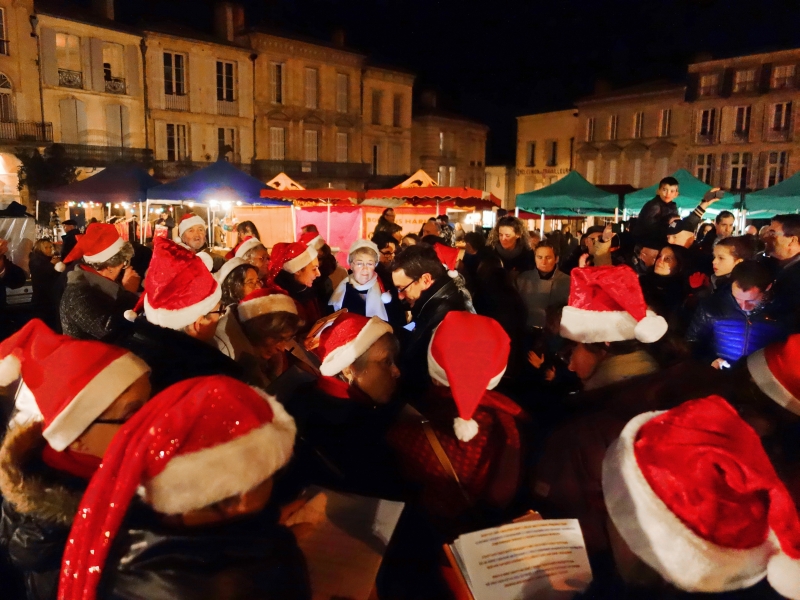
left=214, top=2, right=245, bottom=42
left=420, top=90, right=438, bottom=109
left=593, top=79, right=612, bottom=95
left=92, top=0, right=114, bottom=20
left=332, top=29, right=346, bottom=48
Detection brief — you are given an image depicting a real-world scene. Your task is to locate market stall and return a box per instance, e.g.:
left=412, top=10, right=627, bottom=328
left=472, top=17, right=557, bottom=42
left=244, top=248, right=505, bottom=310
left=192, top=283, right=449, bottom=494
left=741, top=171, right=800, bottom=218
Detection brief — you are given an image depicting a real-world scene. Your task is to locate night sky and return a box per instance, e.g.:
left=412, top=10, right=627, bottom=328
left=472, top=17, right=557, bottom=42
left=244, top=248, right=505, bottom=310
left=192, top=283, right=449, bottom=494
left=96, top=0, right=800, bottom=162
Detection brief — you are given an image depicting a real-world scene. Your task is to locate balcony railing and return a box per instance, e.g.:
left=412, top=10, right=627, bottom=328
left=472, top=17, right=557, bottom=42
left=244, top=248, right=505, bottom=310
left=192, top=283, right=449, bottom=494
left=696, top=132, right=716, bottom=144
left=104, top=77, right=126, bottom=95
left=766, top=128, right=791, bottom=142
left=58, top=69, right=83, bottom=89
left=55, top=144, right=153, bottom=167
left=0, top=121, right=53, bottom=143
left=165, top=93, right=189, bottom=111
left=252, top=159, right=371, bottom=181
left=732, top=129, right=750, bottom=142
left=217, top=100, right=238, bottom=116
left=154, top=160, right=250, bottom=180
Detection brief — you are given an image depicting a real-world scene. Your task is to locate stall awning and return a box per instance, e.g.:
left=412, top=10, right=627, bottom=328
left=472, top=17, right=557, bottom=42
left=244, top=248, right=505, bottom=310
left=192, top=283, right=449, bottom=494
left=624, top=169, right=737, bottom=213
left=266, top=172, right=305, bottom=191
left=743, top=172, right=800, bottom=217
left=363, top=187, right=501, bottom=210
left=38, top=165, right=159, bottom=204
left=260, top=188, right=361, bottom=207
left=515, top=171, right=618, bottom=216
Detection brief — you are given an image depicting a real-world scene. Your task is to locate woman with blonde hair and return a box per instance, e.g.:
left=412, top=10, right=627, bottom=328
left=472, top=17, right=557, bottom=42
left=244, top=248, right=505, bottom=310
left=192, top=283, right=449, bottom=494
left=487, top=215, right=535, bottom=276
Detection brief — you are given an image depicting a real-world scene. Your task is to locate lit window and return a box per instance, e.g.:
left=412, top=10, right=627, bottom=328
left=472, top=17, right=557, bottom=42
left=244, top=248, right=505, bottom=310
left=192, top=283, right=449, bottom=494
left=733, top=69, right=756, bottom=93
left=163, top=52, right=186, bottom=96
left=772, top=65, right=796, bottom=89
left=166, top=123, right=188, bottom=161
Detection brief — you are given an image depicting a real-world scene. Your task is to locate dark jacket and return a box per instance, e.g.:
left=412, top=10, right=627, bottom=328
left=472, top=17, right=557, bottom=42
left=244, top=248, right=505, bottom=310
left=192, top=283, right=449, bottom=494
left=398, top=277, right=473, bottom=399
left=29, top=253, right=61, bottom=330
left=491, top=243, right=535, bottom=275
left=632, top=196, right=679, bottom=242
left=275, top=270, right=322, bottom=334
left=0, top=422, right=85, bottom=600
left=770, top=254, right=800, bottom=330
left=0, top=256, right=26, bottom=339
left=376, top=263, right=408, bottom=333
left=60, top=229, right=79, bottom=260
left=114, top=318, right=247, bottom=395
left=97, top=501, right=310, bottom=600
left=686, top=291, right=788, bottom=364
left=59, top=266, right=139, bottom=341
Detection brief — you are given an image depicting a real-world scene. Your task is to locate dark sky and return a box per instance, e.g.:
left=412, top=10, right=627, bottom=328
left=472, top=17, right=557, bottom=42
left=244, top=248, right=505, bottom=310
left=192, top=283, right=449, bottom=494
left=107, top=0, right=800, bottom=162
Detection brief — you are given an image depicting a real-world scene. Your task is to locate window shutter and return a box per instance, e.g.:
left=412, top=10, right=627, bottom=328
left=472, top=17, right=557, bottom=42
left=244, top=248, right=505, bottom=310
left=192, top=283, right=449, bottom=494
left=120, top=105, right=130, bottom=147
left=105, top=104, right=122, bottom=146
left=59, top=98, right=78, bottom=143
left=75, top=99, right=88, bottom=143
left=685, top=73, right=699, bottom=102
left=40, top=27, right=58, bottom=86
left=190, top=123, right=204, bottom=159
left=189, top=56, right=201, bottom=113
left=720, top=68, right=734, bottom=97
left=89, top=38, right=105, bottom=92
left=124, top=45, right=140, bottom=96
left=710, top=109, right=717, bottom=141
left=755, top=151, right=768, bottom=189
left=154, top=120, right=167, bottom=159
left=758, top=63, right=773, bottom=93
left=720, top=153, right=730, bottom=188
left=785, top=101, right=792, bottom=131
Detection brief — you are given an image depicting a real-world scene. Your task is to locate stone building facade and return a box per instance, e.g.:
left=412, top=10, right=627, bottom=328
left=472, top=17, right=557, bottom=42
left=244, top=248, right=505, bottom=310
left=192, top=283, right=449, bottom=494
left=515, top=108, right=577, bottom=196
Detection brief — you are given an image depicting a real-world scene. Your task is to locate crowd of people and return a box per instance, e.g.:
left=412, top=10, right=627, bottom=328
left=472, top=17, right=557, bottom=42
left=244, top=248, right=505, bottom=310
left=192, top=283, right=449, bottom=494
left=0, top=175, right=799, bottom=599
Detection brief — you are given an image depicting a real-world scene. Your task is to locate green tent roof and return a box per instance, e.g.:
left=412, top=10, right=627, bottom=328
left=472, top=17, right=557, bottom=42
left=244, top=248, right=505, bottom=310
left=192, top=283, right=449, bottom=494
left=515, top=171, right=618, bottom=216
left=744, top=171, right=800, bottom=217
left=624, top=169, right=738, bottom=214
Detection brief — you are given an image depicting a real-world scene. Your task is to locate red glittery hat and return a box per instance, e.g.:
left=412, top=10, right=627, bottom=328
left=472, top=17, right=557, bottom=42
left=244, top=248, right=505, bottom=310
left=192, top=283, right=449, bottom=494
left=55, top=223, right=124, bottom=273
left=316, top=312, right=392, bottom=376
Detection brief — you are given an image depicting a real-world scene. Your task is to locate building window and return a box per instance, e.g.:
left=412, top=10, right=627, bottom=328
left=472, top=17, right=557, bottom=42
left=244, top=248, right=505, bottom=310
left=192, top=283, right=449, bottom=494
left=609, top=114, right=618, bottom=140
left=102, top=43, right=125, bottom=93
left=525, top=142, right=535, bottom=167
left=772, top=102, right=792, bottom=131
left=658, top=109, right=671, bottom=137
left=0, top=9, right=8, bottom=55
left=585, top=117, right=595, bottom=142
left=632, top=112, right=644, bottom=139
left=269, top=126, right=285, bottom=160
left=0, top=74, right=12, bottom=122
left=698, top=108, right=717, bottom=139
left=608, top=159, right=617, bottom=185
left=336, top=132, right=348, bottom=163
left=699, top=73, right=719, bottom=96
left=734, top=106, right=751, bottom=138
left=304, top=68, right=318, bottom=109
left=772, top=65, right=796, bottom=89
left=448, top=166, right=456, bottom=186
left=304, top=129, right=318, bottom=161
left=733, top=69, right=756, bottom=93
left=216, top=61, right=235, bottom=102
left=438, top=165, right=447, bottom=185
left=56, top=33, right=82, bottom=88
left=729, top=152, right=751, bottom=191
left=336, top=73, right=348, bottom=113
left=166, top=123, right=188, bottom=161
left=696, top=154, right=714, bottom=184
left=218, top=127, right=236, bottom=161
left=392, top=94, right=402, bottom=127
left=372, top=144, right=379, bottom=175
left=371, top=90, right=382, bottom=125
left=270, top=62, right=284, bottom=104
left=163, top=52, right=186, bottom=96
left=766, top=151, right=788, bottom=187
left=545, top=140, right=558, bottom=166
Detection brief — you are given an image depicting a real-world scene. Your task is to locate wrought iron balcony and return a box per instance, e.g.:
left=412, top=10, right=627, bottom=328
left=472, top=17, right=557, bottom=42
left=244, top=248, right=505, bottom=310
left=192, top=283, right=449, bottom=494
left=766, top=128, right=791, bottom=142
left=696, top=132, right=716, bottom=144
left=165, top=93, right=189, bottom=111
left=55, top=144, right=153, bottom=167
left=217, top=100, right=238, bottom=116
left=153, top=160, right=250, bottom=180
left=104, top=77, right=126, bottom=95
left=251, top=159, right=371, bottom=181
left=58, top=69, right=83, bottom=89
left=732, top=129, right=750, bottom=142
left=0, top=121, right=53, bottom=143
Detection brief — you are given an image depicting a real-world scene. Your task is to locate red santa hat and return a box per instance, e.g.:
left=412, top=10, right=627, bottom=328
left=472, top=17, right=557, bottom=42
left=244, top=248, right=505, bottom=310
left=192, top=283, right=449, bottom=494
left=0, top=319, right=150, bottom=451
left=300, top=230, right=325, bottom=251
left=213, top=257, right=246, bottom=285
left=238, top=286, right=298, bottom=322
left=560, top=265, right=667, bottom=343
left=124, top=237, right=221, bottom=330
left=427, top=311, right=509, bottom=442
left=747, top=334, right=800, bottom=416
left=433, top=242, right=459, bottom=278
left=317, top=312, right=393, bottom=376
left=58, top=375, right=296, bottom=600
left=279, top=241, right=317, bottom=274
left=603, top=396, right=800, bottom=599
left=177, top=213, right=206, bottom=237
left=224, top=236, right=263, bottom=261
left=54, top=223, right=124, bottom=273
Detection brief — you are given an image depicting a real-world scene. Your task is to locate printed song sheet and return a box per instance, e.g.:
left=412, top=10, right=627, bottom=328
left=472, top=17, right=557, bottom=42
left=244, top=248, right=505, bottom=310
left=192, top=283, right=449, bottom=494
left=451, top=519, right=592, bottom=600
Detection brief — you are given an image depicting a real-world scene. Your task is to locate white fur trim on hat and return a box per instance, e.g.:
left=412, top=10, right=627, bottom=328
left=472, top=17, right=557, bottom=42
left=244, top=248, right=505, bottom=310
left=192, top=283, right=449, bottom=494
left=0, top=353, right=21, bottom=387
left=143, top=391, right=296, bottom=515
left=178, top=215, right=206, bottom=237
left=143, top=283, right=222, bottom=331
left=84, top=236, right=125, bottom=264
left=283, top=247, right=317, bottom=274
left=43, top=353, right=151, bottom=452
left=560, top=305, right=667, bottom=343
left=348, top=239, right=379, bottom=260
left=196, top=251, right=214, bottom=272
left=214, top=258, right=246, bottom=285
left=603, top=411, right=774, bottom=593
left=747, top=349, right=800, bottom=417
left=238, top=295, right=298, bottom=322
left=235, top=238, right=264, bottom=259
left=306, top=235, right=325, bottom=251
left=319, top=317, right=393, bottom=377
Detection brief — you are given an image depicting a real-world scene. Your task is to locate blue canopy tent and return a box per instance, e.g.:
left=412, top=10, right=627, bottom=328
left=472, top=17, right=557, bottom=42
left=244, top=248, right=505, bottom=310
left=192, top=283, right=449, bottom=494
left=623, top=169, right=739, bottom=216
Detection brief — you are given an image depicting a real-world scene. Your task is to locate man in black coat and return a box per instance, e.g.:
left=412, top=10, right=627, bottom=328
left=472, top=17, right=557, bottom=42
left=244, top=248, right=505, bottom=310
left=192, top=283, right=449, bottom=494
left=391, top=244, right=474, bottom=399
left=0, top=239, right=26, bottom=339
left=764, top=214, right=800, bottom=331
left=60, top=220, right=79, bottom=259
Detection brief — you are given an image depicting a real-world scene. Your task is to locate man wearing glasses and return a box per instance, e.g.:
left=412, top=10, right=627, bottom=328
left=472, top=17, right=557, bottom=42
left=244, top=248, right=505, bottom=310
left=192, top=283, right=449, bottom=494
left=765, top=214, right=800, bottom=328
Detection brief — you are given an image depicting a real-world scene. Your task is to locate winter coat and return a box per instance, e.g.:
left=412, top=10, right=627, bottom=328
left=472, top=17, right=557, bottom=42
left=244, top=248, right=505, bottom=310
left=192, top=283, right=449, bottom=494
left=376, top=263, right=409, bottom=333
left=398, top=277, right=474, bottom=400
left=491, top=243, right=535, bottom=275
left=28, top=253, right=61, bottom=330
left=515, top=268, right=570, bottom=329
left=0, top=422, right=85, bottom=600
left=0, top=256, right=26, bottom=340
left=770, top=254, right=800, bottom=330
left=96, top=501, right=310, bottom=600
left=275, top=270, right=322, bottom=334
left=60, top=229, right=79, bottom=260
left=686, top=291, right=788, bottom=364
left=114, top=318, right=247, bottom=395
left=212, top=309, right=271, bottom=389
left=59, top=267, right=138, bottom=341
left=632, top=196, right=679, bottom=242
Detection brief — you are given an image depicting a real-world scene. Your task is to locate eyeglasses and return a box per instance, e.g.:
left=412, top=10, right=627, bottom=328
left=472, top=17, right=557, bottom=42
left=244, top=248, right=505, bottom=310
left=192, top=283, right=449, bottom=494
left=205, top=308, right=226, bottom=318
left=381, top=250, right=395, bottom=257
left=92, top=417, right=128, bottom=426
left=352, top=261, right=376, bottom=269
left=397, top=278, right=418, bottom=294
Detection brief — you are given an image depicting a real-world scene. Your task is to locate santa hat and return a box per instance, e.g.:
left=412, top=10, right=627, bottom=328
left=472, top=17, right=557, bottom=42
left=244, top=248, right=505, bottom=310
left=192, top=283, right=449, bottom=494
left=224, top=236, right=263, bottom=261
left=0, top=319, right=150, bottom=451
left=59, top=375, right=296, bottom=600
left=238, top=286, right=298, bottom=322
left=177, top=213, right=206, bottom=237
left=348, top=238, right=379, bottom=259
left=54, top=223, right=124, bottom=273
left=433, top=243, right=459, bottom=278
left=124, top=237, right=221, bottom=330
left=300, top=230, right=325, bottom=251
left=279, top=241, right=317, bottom=274
left=427, top=311, right=509, bottom=442
left=317, top=313, right=393, bottom=376
left=560, top=265, right=667, bottom=343
left=747, top=334, right=800, bottom=416
left=214, top=257, right=246, bottom=285
left=603, top=396, right=800, bottom=599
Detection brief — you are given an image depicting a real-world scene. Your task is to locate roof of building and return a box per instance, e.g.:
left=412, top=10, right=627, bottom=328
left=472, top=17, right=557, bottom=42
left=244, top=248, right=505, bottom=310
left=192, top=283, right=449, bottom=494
left=576, top=80, right=686, bottom=104
left=244, top=26, right=366, bottom=57
left=35, top=0, right=142, bottom=36
left=142, top=22, right=248, bottom=50
left=516, top=108, right=578, bottom=121
left=413, top=107, right=488, bottom=128
left=688, top=46, right=800, bottom=70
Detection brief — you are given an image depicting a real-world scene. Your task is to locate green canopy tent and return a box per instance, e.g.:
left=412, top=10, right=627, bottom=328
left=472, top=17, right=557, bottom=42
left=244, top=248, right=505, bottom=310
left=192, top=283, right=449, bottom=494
left=624, top=169, right=738, bottom=215
left=515, top=171, right=619, bottom=217
left=743, top=171, right=800, bottom=218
